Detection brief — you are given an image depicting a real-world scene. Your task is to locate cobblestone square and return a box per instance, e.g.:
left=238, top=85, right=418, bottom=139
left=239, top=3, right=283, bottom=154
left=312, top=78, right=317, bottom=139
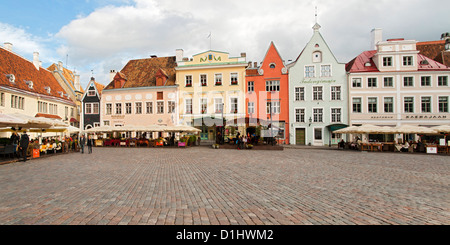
left=0, top=147, right=448, bottom=225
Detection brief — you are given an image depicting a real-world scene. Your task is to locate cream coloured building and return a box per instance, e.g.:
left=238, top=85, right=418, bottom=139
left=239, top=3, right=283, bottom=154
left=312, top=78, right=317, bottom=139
left=0, top=42, right=75, bottom=137
left=175, top=49, right=247, bottom=142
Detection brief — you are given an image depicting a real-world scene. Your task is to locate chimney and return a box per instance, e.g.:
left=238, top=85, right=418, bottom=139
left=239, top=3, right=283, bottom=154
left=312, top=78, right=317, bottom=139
left=254, top=62, right=258, bottom=68
left=74, top=74, right=81, bottom=91
left=33, top=52, right=40, bottom=70
left=109, top=70, right=117, bottom=82
left=248, top=62, right=252, bottom=68
left=58, top=61, right=63, bottom=71
left=241, top=52, right=246, bottom=57
left=176, top=49, right=184, bottom=62
left=371, top=28, right=383, bottom=50
left=3, top=42, right=12, bottom=52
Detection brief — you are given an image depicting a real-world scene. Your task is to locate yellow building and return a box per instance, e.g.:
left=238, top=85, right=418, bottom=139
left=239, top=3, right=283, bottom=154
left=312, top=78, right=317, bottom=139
left=175, top=49, right=247, bottom=143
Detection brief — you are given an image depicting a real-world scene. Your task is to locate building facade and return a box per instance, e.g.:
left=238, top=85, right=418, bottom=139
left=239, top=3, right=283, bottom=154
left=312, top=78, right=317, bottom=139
left=288, top=23, right=348, bottom=146
left=81, top=77, right=104, bottom=130
left=175, top=49, right=247, bottom=143
left=346, top=29, right=450, bottom=142
left=48, top=61, right=83, bottom=127
left=0, top=42, right=75, bottom=137
left=245, top=42, right=290, bottom=144
left=101, top=56, right=178, bottom=138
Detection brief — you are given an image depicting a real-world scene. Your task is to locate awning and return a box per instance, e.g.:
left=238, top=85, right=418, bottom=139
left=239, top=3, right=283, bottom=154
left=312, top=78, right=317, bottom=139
left=35, top=113, right=62, bottom=120
left=327, top=124, right=348, bottom=132
left=70, top=118, right=78, bottom=123
left=192, top=116, right=226, bottom=127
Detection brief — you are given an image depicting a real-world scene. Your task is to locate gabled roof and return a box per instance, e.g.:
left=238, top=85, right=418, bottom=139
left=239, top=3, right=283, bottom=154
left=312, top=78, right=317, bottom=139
left=346, top=50, right=450, bottom=73
left=82, top=78, right=105, bottom=101
left=416, top=40, right=450, bottom=67
left=0, top=46, right=74, bottom=104
left=104, top=56, right=177, bottom=89
left=47, top=63, right=84, bottom=93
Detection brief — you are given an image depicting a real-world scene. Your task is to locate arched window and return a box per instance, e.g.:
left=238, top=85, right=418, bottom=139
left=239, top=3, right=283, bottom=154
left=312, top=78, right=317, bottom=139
left=269, top=63, right=276, bottom=69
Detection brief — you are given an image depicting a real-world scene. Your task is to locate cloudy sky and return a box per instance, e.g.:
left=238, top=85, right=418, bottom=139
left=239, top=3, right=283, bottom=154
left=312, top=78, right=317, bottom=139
left=1, top=0, right=449, bottom=89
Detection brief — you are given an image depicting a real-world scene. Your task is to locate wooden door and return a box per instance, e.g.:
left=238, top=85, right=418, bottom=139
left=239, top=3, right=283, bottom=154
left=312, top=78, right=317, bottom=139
left=296, top=128, right=305, bottom=145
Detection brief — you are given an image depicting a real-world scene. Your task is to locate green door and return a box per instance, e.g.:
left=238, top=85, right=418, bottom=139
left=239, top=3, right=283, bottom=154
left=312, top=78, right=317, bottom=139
left=296, top=128, right=305, bottom=145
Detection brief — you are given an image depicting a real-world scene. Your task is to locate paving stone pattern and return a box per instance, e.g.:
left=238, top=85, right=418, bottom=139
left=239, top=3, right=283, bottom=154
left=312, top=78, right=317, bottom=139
left=0, top=147, right=448, bottom=225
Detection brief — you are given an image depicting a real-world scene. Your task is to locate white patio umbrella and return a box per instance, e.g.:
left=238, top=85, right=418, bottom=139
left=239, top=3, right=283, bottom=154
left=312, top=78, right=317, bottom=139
left=0, top=113, right=27, bottom=127
left=431, top=125, right=450, bottom=134
left=84, top=125, right=113, bottom=133
left=392, top=125, right=438, bottom=134
left=333, top=125, right=360, bottom=134
left=9, top=113, right=66, bottom=128
left=352, top=124, right=387, bottom=134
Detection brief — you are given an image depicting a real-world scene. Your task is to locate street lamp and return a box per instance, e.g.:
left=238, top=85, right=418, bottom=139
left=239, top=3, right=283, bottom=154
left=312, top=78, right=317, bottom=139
left=308, top=117, right=312, bottom=127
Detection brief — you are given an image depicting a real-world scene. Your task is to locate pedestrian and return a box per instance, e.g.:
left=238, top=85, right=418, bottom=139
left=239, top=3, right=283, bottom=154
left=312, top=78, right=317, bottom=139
left=80, top=135, right=85, bottom=154
left=19, top=131, right=29, bottom=162
left=87, top=135, right=93, bottom=154
left=10, top=132, right=19, bottom=158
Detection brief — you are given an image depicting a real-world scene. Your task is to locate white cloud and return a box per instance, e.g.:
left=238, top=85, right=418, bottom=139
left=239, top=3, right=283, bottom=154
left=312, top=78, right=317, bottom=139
left=53, top=0, right=450, bottom=88
left=0, top=22, right=57, bottom=64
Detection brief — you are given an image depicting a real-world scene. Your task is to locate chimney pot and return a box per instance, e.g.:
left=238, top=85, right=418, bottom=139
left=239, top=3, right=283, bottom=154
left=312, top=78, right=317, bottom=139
left=33, top=52, right=40, bottom=70
left=3, top=42, right=13, bottom=52
left=176, top=49, right=184, bottom=62
left=371, top=28, right=383, bottom=50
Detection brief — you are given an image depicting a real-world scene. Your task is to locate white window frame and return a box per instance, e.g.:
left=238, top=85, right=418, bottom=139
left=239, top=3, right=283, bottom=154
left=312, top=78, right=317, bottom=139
left=295, top=108, right=305, bottom=123
left=214, top=98, right=223, bottom=114
left=185, top=75, right=193, bottom=87
left=352, top=77, right=362, bottom=88
left=330, top=86, right=341, bottom=101
left=420, top=96, right=432, bottom=113
left=330, top=108, right=342, bottom=123
left=383, top=96, right=394, bottom=113
left=403, top=96, right=415, bottom=113
left=305, top=65, right=315, bottom=78
left=312, top=108, right=323, bottom=123
left=185, top=98, right=193, bottom=114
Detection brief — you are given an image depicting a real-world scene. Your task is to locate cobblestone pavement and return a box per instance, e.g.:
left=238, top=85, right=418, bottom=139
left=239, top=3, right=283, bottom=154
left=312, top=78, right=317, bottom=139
left=0, top=147, right=449, bottom=225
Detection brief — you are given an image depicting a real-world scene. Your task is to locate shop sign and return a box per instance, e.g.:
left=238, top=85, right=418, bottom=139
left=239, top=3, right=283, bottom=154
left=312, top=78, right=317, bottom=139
left=404, top=115, right=447, bottom=120
left=301, top=79, right=336, bottom=84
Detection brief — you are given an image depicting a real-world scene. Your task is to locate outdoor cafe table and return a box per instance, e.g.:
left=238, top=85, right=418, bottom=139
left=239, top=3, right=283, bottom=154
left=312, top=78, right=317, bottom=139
left=361, top=143, right=384, bottom=152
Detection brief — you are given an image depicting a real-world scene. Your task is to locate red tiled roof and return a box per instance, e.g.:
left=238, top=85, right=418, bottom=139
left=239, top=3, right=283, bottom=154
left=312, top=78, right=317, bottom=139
left=416, top=40, right=450, bottom=67
left=0, top=47, right=74, bottom=104
left=105, top=56, right=177, bottom=89
left=346, top=50, right=450, bottom=73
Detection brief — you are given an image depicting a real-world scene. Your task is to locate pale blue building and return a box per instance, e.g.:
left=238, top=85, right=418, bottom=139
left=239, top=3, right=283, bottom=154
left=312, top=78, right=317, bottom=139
left=288, top=23, right=348, bottom=146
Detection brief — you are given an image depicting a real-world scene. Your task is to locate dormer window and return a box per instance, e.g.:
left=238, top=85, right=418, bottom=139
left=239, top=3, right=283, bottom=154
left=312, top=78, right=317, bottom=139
left=58, top=91, right=64, bottom=97
left=312, top=51, right=322, bottom=63
left=6, top=74, right=15, bottom=83
left=26, top=80, right=33, bottom=89
left=45, top=86, right=51, bottom=94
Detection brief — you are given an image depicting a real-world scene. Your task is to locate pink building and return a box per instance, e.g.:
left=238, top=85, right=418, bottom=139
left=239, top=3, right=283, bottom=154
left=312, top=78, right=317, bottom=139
left=346, top=29, right=450, bottom=142
left=101, top=56, right=178, bottom=138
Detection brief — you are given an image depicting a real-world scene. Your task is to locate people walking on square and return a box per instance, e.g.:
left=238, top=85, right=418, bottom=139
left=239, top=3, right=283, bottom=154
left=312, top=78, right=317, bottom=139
left=10, top=132, right=19, bottom=158
left=87, top=135, right=93, bottom=154
left=19, top=131, right=29, bottom=162
left=80, top=135, right=85, bottom=154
